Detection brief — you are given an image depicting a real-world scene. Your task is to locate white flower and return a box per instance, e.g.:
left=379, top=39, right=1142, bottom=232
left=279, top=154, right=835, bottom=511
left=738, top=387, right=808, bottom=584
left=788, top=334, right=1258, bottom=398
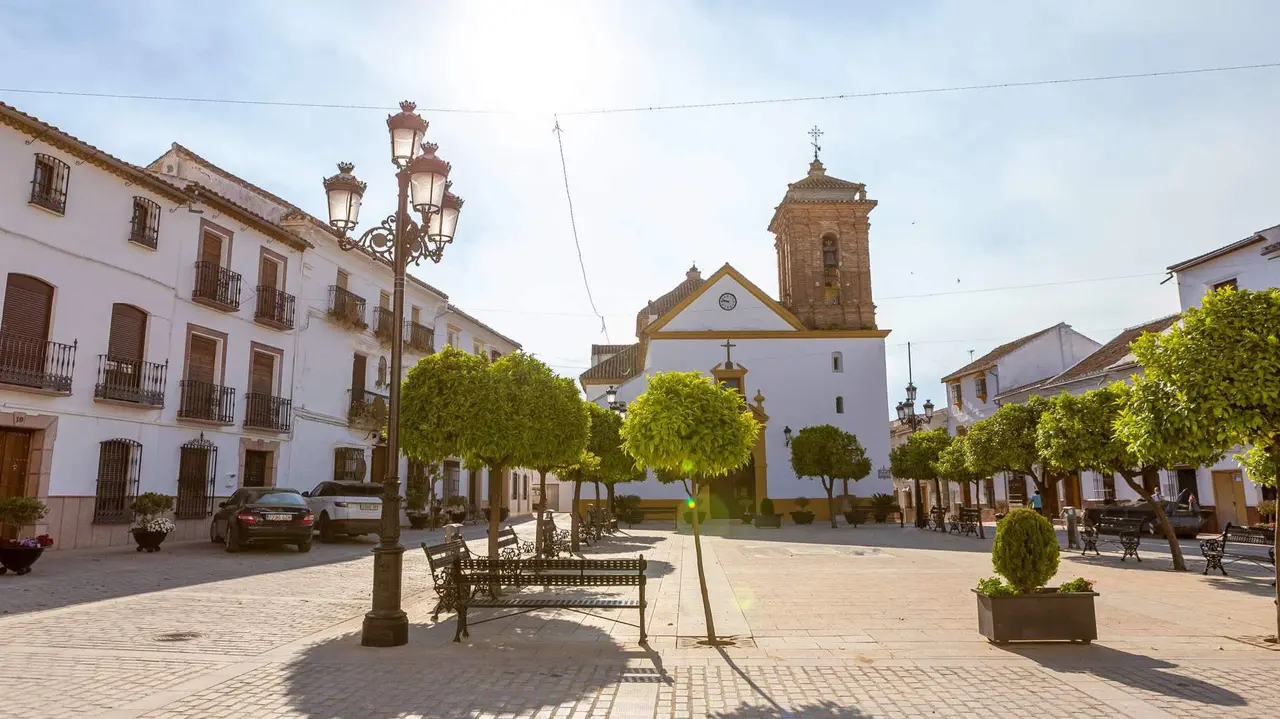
left=132, top=516, right=175, bottom=534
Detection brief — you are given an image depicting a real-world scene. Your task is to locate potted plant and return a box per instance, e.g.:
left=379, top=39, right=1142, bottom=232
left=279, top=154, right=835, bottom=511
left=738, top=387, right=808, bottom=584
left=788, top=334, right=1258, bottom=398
left=405, top=490, right=431, bottom=529
left=974, top=508, right=1098, bottom=644
left=870, top=492, right=896, bottom=523
left=0, top=497, right=53, bottom=575
left=753, top=497, right=782, bottom=528
left=739, top=498, right=755, bottom=525
left=1256, top=499, right=1276, bottom=530
left=617, top=494, right=644, bottom=526
left=842, top=496, right=863, bottom=526
left=444, top=495, right=467, bottom=523
left=790, top=496, right=815, bottom=525
left=129, top=493, right=175, bottom=552
left=682, top=506, right=709, bottom=525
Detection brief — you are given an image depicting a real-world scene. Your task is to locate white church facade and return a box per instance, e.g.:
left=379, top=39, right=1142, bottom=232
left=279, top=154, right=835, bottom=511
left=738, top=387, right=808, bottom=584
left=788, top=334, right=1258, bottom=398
left=580, top=157, right=893, bottom=521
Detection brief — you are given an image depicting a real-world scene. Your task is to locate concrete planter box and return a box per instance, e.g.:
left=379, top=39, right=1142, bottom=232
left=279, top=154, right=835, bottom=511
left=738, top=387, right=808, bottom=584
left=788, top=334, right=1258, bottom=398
left=753, top=514, right=782, bottom=528
left=975, top=589, right=1098, bottom=644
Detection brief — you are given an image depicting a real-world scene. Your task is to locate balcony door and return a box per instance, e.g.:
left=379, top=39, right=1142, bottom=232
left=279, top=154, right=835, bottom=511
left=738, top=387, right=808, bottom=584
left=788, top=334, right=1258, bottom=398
left=105, top=304, right=146, bottom=398
left=183, top=335, right=218, bottom=418
left=1, top=274, right=54, bottom=387
left=351, top=353, right=366, bottom=396
left=200, top=231, right=223, bottom=268
left=250, top=351, right=275, bottom=396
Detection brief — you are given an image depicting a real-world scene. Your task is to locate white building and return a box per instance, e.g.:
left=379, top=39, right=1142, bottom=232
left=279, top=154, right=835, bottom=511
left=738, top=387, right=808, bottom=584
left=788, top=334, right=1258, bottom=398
left=579, top=158, right=894, bottom=522
left=0, top=102, right=530, bottom=549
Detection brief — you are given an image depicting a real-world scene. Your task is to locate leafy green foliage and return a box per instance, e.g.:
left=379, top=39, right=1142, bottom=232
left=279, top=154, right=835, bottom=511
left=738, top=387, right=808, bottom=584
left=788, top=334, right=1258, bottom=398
left=1236, top=445, right=1278, bottom=489
left=789, top=424, right=872, bottom=485
left=870, top=493, right=896, bottom=522
left=934, top=434, right=984, bottom=487
left=991, top=508, right=1060, bottom=594
left=130, top=492, right=174, bottom=519
left=525, top=375, right=591, bottom=474
left=966, top=397, right=1049, bottom=480
left=888, top=427, right=950, bottom=482
left=793, top=496, right=810, bottom=510
left=1258, top=499, right=1276, bottom=522
left=1057, top=577, right=1096, bottom=594
left=0, top=497, right=48, bottom=526
left=759, top=497, right=776, bottom=516
left=400, top=347, right=488, bottom=464
left=974, top=576, right=1017, bottom=597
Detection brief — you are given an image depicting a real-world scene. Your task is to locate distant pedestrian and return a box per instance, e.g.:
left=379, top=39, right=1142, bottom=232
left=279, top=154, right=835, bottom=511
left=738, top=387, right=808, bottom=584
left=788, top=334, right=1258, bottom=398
left=1030, top=490, right=1043, bottom=516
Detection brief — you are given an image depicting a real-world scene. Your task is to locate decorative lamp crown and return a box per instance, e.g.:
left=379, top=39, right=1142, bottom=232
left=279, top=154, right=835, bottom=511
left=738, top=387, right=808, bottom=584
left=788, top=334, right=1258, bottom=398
left=387, top=101, right=429, bottom=167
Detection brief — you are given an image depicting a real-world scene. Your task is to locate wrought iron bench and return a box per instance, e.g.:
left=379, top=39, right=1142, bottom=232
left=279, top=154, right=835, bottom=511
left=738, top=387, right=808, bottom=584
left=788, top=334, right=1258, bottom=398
left=1081, top=516, right=1147, bottom=561
left=451, top=556, right=648, bottom=643
left=490, top=524, right=536, bottom=560
left=538, top=513, right=572, bottom=557
left=422, top=539, right=473, bottom=621
left=1200, top=523, right=1276, bottom=579
left=958, top=507, right=984, bottom=538
left=928, top=507, right=948, bottom=532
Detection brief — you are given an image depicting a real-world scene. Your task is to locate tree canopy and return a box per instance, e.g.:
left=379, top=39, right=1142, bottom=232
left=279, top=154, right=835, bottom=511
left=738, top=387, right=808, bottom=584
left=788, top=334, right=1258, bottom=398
left=621, top=371, right=759, bottom=480
left=399, top=347, right=487, bottom=464
left=888, top=427, right=949, bottom=482
left=933, top=433, right=984, bottom=488
left=790, top=424, right=871, bottom=527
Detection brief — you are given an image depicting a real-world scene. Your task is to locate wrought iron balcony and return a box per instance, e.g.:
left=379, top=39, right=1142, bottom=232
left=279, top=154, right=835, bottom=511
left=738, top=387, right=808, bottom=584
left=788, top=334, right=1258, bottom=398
left=328, top=286, right=366, bottom=328
left=192, top=261, right=242, bottom=312
left=0, top=332, right=75, bottom=393
left=178, top=379, right=236, bottom=424
left=372, top=307, right=395, bottom=342
left=348, top=388, right=387, bottom=428
left=244, top=392, right=291, bottom=432
left=405, top=321, right=434, bottom=353
left=128, top=197, right=160, bottom=249
left=254, top=285, right=295, bottom=330
left=94, top=355, right=166, bottom=407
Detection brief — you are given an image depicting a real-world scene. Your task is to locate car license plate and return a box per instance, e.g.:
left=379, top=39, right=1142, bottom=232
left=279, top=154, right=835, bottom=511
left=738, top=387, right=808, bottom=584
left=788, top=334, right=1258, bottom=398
left=359, top=503, right=379, bottom=511
left=265, top=513, right=292, bottom=521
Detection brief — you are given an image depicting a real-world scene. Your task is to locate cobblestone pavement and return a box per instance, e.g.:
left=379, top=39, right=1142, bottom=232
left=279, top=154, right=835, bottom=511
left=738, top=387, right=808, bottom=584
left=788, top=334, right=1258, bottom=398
left=2, top=518, right=1279, bottom=718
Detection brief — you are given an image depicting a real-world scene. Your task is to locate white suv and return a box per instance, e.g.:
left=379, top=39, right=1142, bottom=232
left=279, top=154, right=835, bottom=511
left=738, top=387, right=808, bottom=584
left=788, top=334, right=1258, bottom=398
left=303, top=480, right=383, bottom=542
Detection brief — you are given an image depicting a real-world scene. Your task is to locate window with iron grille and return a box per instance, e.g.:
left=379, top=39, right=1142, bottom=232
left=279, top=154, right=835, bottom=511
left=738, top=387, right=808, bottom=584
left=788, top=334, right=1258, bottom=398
left=333, top=447, right=365, bottom=482
left=93, top=439, right=142, bottom=523
left=974, top=374, right=987, bottom=400
left=176, top=434, right=217, bottom=519
left=129, top=197, right=161, bottom=249
left=523, top=476, right=529, bottom=501
left=512, top=472, right=519, bottom=500
left=30, top=153, right=70, bottom=214
left=443, top=460, right=460, bottom=498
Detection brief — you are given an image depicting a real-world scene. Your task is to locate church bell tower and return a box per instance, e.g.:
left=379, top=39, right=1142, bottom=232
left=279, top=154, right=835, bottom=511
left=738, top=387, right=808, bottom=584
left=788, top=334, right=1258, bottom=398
left=768, top=128, right=878, bottom=330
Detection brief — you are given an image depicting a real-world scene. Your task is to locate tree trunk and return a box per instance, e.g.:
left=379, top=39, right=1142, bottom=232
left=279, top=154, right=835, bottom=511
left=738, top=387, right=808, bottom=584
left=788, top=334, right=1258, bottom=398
left=487, top=464, right=503, bottom=560
left=607, top=483, right=616, bottom=513
left=571, top=478, right=582, bottom=553
left=932, top=478, right=943, bottom=509
left=1121, top=469, right=1187, bottom=572
left=914, top=479, right=925, bottom=527
left=688, top=484, right=719, bottom=644
left=1270, top=444, right=1280, bottom=640
left=842, top=478, right=850, bottom=511
left=825, top=478, right=838, bottom=528
left=536, top=469, right=548, bottom=558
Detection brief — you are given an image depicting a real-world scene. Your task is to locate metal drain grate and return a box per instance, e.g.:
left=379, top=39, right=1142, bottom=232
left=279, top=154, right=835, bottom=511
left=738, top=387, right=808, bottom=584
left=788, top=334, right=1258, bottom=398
left=154, top=631, right=203, bottom=642
left=676, top=636, right=756, bottom=649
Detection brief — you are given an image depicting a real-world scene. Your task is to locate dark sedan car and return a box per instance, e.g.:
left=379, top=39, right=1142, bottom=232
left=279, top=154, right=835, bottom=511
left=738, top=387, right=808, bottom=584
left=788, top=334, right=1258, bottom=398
left=210, top=487, right=314, bottom=553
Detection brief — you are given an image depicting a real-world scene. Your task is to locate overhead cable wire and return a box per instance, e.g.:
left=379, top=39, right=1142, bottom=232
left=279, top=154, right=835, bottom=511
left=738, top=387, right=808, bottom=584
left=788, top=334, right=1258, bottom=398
left=552, top=115, right=609, bottom=342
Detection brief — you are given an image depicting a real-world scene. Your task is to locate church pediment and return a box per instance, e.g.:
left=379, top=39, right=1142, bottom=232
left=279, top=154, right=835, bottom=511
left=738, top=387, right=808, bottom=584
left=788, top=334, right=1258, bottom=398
left=645, top=264, right=806, bottom=334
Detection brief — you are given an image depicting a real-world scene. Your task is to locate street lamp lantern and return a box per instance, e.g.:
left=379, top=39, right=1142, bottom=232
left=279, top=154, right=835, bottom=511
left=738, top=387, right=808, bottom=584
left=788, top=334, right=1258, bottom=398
left=387, top=101, right=428, bottom=167
left=783, top=425, right=793, bottom=447
left=923, top=398, right=935, bottom=420
left=905, top=381, right=918, bottom=404
left=407, top=143, right=451, bottom=215
left=428, top=189, right=463, bottom=244
left=895, top=402, right=906, bottom=422
left=605, top=386, right=618, bottom=406
left=322, top=162, right=367, bottom=233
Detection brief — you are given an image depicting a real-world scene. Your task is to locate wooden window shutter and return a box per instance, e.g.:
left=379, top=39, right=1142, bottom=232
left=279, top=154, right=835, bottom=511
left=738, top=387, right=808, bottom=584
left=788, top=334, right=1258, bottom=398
left=2, top=274, right=54, bottom=340
left=259, top=257, right=279, bottom=289
left=250, top=352, right=275, bottom=394
left=336, top=269, right=349, bottom=290
left=107, top=304, right=146, bottom=361
left=200, top=232, right=222, bottom=267
left=187, top=335, right=217, bottom=384
left=351, top=354, right=366, bottom=393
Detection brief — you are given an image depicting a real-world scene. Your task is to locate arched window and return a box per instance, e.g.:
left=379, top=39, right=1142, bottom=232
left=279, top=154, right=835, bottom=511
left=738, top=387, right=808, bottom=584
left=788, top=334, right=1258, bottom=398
left=831, top=352, right=843, bottom=372
left=822, top=233, right=839, bottom=269
left=835, top=396, right=844, bottom=414
left=377, top=356, right=388, bottom=387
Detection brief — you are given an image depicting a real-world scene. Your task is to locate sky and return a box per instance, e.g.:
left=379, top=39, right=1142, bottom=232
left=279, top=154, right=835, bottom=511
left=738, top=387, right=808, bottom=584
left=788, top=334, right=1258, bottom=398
left=3, top=0, right=1279, bottom=416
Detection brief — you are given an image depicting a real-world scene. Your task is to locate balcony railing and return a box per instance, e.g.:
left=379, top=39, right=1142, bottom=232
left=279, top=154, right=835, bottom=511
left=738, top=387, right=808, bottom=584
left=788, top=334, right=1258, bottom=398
left=192, top=261, right=242, bottom=312
left=348, top=388, right=388, bottom=428
left=94, top=355, right=166, bottom=407
left=406, top=321, right=434, bottom=353
left=328, top=286, right=366, bottom=328
left=254, top=285, right=295, bottom=330
left=178, top=379, right=236, bottom=424
left=244, top=392, right=291, bottom=432
left=372, top=307, right=395, bottom=342
left=0, top=332, right=76, bottom=393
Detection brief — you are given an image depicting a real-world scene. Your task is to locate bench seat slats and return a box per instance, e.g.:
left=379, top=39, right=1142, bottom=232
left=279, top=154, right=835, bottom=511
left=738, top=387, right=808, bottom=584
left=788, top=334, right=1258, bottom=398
left=470, top=598, right=640, bottom=608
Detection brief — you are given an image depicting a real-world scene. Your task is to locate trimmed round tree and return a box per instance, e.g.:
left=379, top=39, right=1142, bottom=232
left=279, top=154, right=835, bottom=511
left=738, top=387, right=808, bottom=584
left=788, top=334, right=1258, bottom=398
left=524, top=377, right=590, bottom=556
left=966, top=397, right=1063, bottom=516
left=934, top=434, right=985, bottom=509
left=621, top=371, right=759, bottom=645
left=1116, top=287, right=1280, bottom=631
left=789, top=424, right=872, bottom=528
left=992, top=508, right=1060, bottom=593
left=889, top=427, right=950, bottom=526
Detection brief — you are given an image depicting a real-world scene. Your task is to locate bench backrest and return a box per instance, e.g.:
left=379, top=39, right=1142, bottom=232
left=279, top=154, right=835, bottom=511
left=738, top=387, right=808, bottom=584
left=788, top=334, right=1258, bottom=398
left=453, top=556, right=646, bottom=588
left=489, top=525, right=519, bottom=549
left=1096, top=517, right=1146, bottom=533
left=930, top=507, right=946, bottom=518
left=422, top=539, right=470, bottom=572
left=1222, top=523, right=1272, bottom=546
left=959, top=508, right=982, bottom=520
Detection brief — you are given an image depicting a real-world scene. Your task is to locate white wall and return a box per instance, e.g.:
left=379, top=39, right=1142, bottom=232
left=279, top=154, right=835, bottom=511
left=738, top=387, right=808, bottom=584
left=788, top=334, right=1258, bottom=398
left=660, top=275, right=795, bottom=332
left=1174, top=228, right=1280, bottom=310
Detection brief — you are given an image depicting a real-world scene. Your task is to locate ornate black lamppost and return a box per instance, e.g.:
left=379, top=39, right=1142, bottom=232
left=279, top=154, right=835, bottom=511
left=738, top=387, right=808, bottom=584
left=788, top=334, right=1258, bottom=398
left=322, top=101, right=463, bottom=648
left=604, top=385, right=627, bottom=418
left=895, top=342, right=935, bottom=528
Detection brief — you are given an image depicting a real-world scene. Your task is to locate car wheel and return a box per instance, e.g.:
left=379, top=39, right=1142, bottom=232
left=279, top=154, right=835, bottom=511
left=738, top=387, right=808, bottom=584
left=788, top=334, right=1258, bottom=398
left=318, top=514, right=336, bottom=543
left=210, top=521, right=221, bottom=543
left=297, top=539, right=312, bottom=553
left=224, top=524, right=242, bottom=553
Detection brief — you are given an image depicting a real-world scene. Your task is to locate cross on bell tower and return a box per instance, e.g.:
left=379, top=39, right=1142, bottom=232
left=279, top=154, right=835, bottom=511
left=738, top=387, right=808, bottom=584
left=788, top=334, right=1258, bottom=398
left=808, top=125, right=823, bottom=162
left=721, top=339, right=736, bottom=370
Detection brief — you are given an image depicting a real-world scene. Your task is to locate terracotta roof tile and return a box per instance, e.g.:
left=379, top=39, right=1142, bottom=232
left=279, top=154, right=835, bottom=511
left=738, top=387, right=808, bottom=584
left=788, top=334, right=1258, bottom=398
left=591, top=344, right=631, bottom=356
left=580, top=343, right=641, bottom=384
left=992, top=375, right=1056, bottom=401
left=1042, top=314, right=1180, bottom=388
left=636, top=275, right=705, bottom=335
left=940, top=323, right=1066, bottom=382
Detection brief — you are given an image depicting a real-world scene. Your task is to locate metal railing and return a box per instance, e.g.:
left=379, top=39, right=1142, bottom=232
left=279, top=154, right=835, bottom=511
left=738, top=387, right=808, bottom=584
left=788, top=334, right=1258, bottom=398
left=0, top=332, right=76, bottom=393
left=348, top=388, right=388, bottom=425
left=254, top=285, right=295, bottom=329
left=94, top=355, right=166, bottom=406
left=244, top=392, right=291, bottom=432
left=178, top=379, right=236, bottom=424
left=192, top=261, right=242, bottom=311
left=128, top=197, right=160, bottom=249
left=405, top=321, right=434, bottom=352
left=328, top=286, right=366, bottom=327
left=372, top=306, right=395, bottom=341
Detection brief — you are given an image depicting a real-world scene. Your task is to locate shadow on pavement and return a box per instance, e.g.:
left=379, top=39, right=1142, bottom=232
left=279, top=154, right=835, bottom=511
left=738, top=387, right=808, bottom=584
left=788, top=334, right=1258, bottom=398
left=999, top=643, right=1247, bottom=707
left=712, top=700, right=868, bottom=718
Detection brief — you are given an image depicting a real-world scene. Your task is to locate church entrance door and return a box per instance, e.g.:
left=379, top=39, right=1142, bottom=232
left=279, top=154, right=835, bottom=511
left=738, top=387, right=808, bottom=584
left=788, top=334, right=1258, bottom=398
left=709, top=458, right=755, bottom=519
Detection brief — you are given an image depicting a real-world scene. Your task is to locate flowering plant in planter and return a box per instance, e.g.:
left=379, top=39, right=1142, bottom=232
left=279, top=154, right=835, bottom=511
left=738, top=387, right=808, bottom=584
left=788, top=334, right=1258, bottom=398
left=129, top=492, right=175, bottom=553
left=133, top=516, right=176, bottom=534
left=0, top=497, right=53, bottom=575
left=1, top=534, right=54, bottom=549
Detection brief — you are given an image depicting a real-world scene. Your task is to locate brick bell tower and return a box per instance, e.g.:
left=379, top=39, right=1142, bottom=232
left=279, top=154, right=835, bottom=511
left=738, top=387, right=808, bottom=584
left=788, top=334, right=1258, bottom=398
left=768, top=128, right=878, bottom=330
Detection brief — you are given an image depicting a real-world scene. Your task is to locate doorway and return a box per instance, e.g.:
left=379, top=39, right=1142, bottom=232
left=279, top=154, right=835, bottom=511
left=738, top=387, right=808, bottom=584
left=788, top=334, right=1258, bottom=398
left=709, top=458, right=755, bottom=519
left=0, top=429, right=32, bottom=538
left=1211, top=470, right=1248, bottom=528
left=1063, top=472, right=1083, bottom=508
left=243, top=450, right=269, bottom=488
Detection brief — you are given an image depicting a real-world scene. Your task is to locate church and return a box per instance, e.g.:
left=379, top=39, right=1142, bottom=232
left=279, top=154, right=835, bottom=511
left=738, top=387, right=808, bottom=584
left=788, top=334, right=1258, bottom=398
left=579, top=153, right=893, bottom=521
